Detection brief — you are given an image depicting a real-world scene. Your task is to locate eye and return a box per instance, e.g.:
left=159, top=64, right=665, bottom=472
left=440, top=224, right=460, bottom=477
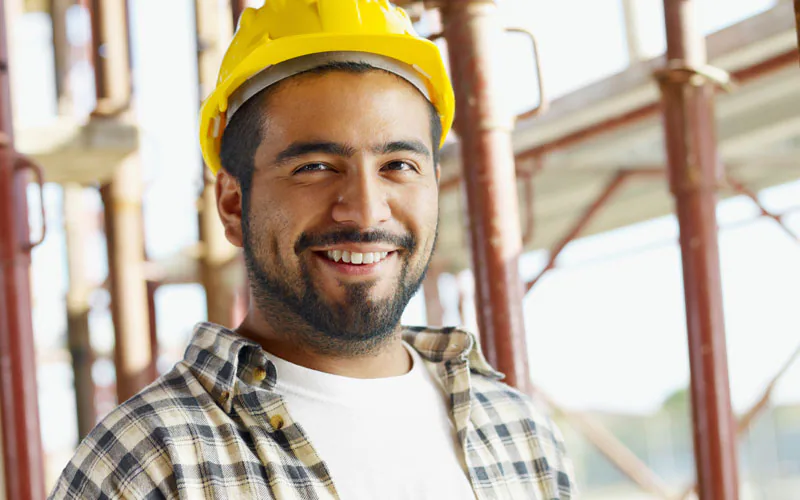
left=382, top=161, right=418, bottom=173
left=293, top=163, right=333, bottom=174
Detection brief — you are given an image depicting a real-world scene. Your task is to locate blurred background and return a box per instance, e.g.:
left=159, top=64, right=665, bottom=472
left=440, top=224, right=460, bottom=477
left=1, top=0, right=800, bottom=498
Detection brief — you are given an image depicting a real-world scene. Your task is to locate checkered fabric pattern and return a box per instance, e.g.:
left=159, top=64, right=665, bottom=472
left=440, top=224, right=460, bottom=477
left=49, top=322, right=577, bottom=500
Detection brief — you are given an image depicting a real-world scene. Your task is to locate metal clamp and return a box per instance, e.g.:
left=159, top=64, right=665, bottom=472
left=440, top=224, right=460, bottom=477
left=15, top=157, right=47, bottom=252
left=0, top=132, right=47, bottom=251
left=653, top=60, right=735, bottom=92
left=506, top=27, right=548, bottom=120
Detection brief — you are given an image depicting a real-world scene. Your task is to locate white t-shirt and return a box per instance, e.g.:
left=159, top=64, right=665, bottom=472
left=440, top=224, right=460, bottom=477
left=263, top=342, right=477, bottom=500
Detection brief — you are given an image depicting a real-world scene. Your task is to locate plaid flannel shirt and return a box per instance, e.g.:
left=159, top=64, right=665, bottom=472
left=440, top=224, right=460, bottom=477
left=49, top=322, right=576, bottom=500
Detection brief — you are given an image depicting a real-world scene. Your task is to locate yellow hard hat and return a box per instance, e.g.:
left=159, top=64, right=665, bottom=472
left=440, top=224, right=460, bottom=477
left=199, top=0, right=456, bottom=176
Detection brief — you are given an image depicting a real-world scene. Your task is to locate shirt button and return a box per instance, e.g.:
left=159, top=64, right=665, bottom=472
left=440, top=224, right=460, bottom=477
left=253, top=366, right=267, bottom=382
left=220, top=391, right=231, bottom=404
left=270, top=415, right=285, bottom=430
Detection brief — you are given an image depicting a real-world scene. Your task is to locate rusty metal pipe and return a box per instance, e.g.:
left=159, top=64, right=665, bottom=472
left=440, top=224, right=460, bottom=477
left=523, top=168, right=665, bottom=293
left=64, top=184, right=98, bottom=441
left=658, top=1, right=739, bottom=498
left=525, top=171, right=631, bottom=293
left=100, top=158, right=155, bottom=404
left=0, top=0, right=46, bottom=497
left=515, top=49, right=798, bottom=164
left=520, top=171, right=535, bottom=246
left=794, top=0, right=800, bottom=57
left=87, top=0, right=132, bottom=115
left=725, top=176, right=799, bottom=243
left=442, top=0, right=530, bottom=392
left=532, top=386, right=673, bottom=499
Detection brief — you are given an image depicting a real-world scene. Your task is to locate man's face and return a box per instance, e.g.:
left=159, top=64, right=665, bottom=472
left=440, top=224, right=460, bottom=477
left=238, top=70, right=439, bottom=352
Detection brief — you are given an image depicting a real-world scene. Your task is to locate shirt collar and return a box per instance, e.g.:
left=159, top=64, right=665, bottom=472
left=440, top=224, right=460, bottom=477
left=401, top=325, right=504, bottom=380
left=182, top=322, right=505, bottom=412
left=182, top=322, right=271, bottom=412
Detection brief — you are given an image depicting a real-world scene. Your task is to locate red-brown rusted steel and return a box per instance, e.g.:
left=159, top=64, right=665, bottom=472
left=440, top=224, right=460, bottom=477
left=794, top=0, right=800, bottom=57
left=147, top=280, right=160, bottom=378
left=441, top=48, right=797, bottom=197
left=532, top=386, right=672, bottom=499
left=524, top=169, right=664, bottom=293
left=87, top=0, right=106, bottom=99
left=520, top=171, right=535, bottom=246
left=515, top=49, right=797, bottom=164
left=658, top=1, right=739, bottom=499
left=726, top=176, right=799, bottom=243
left=0, top=1, right=46, bottom=498
left=100, top=174, right=154, bottom=404
left=525, top=171, right=630, bottom=293
left=441, top=0, right=530, bottom=392
left=64, top=185, right=98, bottom=441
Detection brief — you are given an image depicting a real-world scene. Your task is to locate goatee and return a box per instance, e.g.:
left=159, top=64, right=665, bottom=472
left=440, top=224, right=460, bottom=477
left=242, top=225, right=436, bottom=357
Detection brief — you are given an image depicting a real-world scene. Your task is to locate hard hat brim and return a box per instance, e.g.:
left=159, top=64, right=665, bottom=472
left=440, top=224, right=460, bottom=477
left=199, top=33, right=455, bottom=176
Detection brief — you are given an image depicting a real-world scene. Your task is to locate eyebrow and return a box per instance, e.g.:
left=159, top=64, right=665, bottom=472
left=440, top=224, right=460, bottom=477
left=274, top=141, right=357, bottom=164
left=373, top=140, right=431, bottom=159
left=273, top=139, right=432, bottom=165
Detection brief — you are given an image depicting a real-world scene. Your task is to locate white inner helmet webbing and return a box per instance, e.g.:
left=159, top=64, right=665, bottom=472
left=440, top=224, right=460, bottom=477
left=226, top=51, right=432, bottom=122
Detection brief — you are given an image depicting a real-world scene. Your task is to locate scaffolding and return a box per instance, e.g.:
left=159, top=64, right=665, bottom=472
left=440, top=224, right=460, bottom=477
left=2, top=1, right=800, bottom=498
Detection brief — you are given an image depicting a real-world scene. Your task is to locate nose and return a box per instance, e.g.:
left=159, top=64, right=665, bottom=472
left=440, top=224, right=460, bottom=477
left=331, top=170, right=392, bottom=228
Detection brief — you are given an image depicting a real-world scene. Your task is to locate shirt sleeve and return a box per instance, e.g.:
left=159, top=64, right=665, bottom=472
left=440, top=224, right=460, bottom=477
left=47, top=418, right=175, bottom=500
left=531, top=403, right=579, bottom=500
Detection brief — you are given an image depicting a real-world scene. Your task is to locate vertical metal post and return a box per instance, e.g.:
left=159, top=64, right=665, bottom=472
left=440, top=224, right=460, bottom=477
left=147, top=280, right=159, bottom=372
left=196, top=0, right=243, bottom=327
left=89, top=0, right=153, bottom=403
left=50, top=0, right=74, bottom=112
left=64, top=184, right=98, bottom=440
left=100, top=156, right=154, bottom=404
left=88, top=0, right=131, bottom=114
left=0, top=0, right=46, bottom=497
left=658, top=1, right=739, bottom=499
left=795, top=0, right=800, bottom=56
left=441, top=0, right=530, bottom=391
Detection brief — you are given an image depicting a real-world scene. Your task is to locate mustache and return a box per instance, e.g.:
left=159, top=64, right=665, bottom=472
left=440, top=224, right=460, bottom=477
left=295, top=228, right=416, bottom=255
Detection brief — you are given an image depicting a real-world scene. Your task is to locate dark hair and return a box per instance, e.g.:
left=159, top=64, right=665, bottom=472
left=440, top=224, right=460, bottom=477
left=219, top=61, right=443, bottom=204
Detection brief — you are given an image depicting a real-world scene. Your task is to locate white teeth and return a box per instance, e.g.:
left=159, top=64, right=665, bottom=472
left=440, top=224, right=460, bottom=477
left=326, top=250, right=343, bottom=262
left=324, top=250, right=392, bottom=265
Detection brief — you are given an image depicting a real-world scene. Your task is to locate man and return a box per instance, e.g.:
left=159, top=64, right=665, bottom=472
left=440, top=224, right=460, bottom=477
left=50, top=1, right=576, bottom=499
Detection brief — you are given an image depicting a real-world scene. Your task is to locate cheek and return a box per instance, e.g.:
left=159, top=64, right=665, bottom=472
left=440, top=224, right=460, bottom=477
left=398, top=186, right=439, bottom=246
left=246, top=202, right=289, bottom=260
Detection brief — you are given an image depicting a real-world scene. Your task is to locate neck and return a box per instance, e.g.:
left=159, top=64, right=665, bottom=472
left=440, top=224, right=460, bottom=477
left=234, top=309, right=412, bottom=379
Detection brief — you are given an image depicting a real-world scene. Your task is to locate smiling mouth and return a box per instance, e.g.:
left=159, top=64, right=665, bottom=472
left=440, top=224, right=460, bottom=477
left=321, top=250, right=394, bottom=265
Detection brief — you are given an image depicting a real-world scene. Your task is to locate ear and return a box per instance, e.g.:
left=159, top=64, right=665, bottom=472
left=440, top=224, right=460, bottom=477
left=216, top=170, right=245, bottom=248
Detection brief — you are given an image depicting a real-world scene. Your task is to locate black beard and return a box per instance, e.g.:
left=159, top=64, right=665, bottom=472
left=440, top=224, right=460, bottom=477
left=242, top=223, right=436, bottom=357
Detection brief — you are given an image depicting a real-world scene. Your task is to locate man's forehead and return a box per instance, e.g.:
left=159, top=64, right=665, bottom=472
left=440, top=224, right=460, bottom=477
left=259, top=75, right=433, bottom=140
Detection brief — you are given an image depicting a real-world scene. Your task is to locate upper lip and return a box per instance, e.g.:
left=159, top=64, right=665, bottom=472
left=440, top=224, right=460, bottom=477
left=312, top=245, right=398, bottom=253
